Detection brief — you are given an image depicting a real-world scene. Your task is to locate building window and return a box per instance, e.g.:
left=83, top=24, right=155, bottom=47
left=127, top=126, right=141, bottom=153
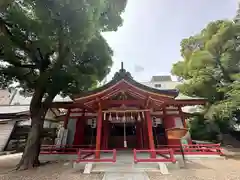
left=154, top=84, right=161, bottom=88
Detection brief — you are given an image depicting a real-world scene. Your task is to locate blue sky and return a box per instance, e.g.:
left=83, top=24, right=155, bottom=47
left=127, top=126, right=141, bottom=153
left=103, top=0, right=238, bottom=82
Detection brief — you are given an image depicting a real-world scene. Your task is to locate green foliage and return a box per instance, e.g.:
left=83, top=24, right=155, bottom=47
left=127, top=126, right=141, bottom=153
left=0, top=0, right=127, bottom=168
left=188, top=116, right=219, bottom=142
left=0, top=0, right=126, bottom=100
left=172, top=20, right=240, bottom=121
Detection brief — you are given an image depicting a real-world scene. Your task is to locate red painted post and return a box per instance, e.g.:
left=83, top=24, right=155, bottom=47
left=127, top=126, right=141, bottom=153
left=102, top=119, right=109, bottom=149
left=145, top=110, right=156, bottom=158
left=73, top=117, right=85, bottom=146
left=142, top=118, right=148, bottom=149
left=136, top=121, right=140, bottom=148
left=136, top=121, right=143, bottom=148
left=106, top=121, right=109, bottom=149
left=113, top=149, right=117, bottom=162
left=133, top=149, right=137, bottom=163
left=77, top=149, right=81, bottom=161
left=95, top=109, right=103, bottom=159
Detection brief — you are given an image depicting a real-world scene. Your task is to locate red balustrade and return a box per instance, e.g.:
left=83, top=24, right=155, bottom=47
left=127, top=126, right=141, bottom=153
left=40, top=144, right=95, bottom=155
left=156, top=144, right=223, bottom=155
left=74, top=149, right=117, bottom=163
left=133, top=149, right=176, bottom=163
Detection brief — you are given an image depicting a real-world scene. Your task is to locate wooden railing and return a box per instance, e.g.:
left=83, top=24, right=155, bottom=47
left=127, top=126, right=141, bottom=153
left=133, top=149, right=176, bottom=163
left=156, top=144, right=223, bottom=155
left=74, top=149, right=117, bottom=163
left=40, top=144, right=95, bottom=154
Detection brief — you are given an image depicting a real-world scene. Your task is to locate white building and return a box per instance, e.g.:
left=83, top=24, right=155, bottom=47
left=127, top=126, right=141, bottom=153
left=141, top=75, right=204, bottom=113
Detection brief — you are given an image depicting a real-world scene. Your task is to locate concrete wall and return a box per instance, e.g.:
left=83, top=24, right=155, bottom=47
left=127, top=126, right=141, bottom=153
left=67, top=118, right=77, bottom=145
left=17, top=119, right=59, bottom=128
left=141, top=81, right=180, bottom=90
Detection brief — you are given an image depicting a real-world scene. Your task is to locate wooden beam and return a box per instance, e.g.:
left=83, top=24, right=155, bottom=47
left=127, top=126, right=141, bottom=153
left=144, top=96, right=151, bottom=108
left=167, top=99, right=206, bottom=106
left=49, top=102, right=95, bottom=112
left=101, top=99, right=145, bottom=107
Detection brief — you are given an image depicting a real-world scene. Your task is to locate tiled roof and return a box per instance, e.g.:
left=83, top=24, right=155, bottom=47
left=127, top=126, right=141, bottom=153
left=0, top=105, right=29, bottom=114
left=74, top=69, right=178, bottom=99
left=53, top=95, right=73, bottom=102
left=151, top=76, right=172, bottom=82
left=10, top=91, right=72, bottom=105
left=175, top=93, right=205, bottom=100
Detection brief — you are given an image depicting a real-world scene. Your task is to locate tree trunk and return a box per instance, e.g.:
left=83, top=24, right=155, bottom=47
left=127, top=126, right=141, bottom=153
left=16, top=111, right=44, bottom=170
left=16, top=91, right=56, bottom=170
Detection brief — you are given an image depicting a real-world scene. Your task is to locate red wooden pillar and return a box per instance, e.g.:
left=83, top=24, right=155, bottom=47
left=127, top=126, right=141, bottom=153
left=73, top=110, right=86, bottom=146
left=102, top=119, right=109, bottom=149
left=73, top=118, right=85, bottom=146
left=142, top=118, right=148, bottom=149
left=145, top=110, right=156, bottom=158
left=95, top=109, right=103, bottom=159
left=136, top=121, right=143, bottom=148
left=63, top=108, right=71, bottom=129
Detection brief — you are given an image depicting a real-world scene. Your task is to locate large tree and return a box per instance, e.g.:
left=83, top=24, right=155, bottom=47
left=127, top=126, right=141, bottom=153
left=172, top=20, right=240, bottom=123
left=0, top=0, right=126, bottom=169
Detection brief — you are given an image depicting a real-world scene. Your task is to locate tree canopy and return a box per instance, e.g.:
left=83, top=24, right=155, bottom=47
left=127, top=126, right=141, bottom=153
left=172, top=20, right=240, bottom=121
left=0, top=0, right=127, bottom=169
left=0, top=0, right=126, bottom=97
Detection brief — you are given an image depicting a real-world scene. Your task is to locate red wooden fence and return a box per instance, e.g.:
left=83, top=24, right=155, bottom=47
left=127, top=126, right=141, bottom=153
left=74, top=149, right=117, bottom=163
left=133, top=149, right=176, bottom=163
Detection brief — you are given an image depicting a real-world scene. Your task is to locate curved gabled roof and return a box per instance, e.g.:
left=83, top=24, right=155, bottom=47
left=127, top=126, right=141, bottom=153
left=73, top=67, right=179, bottom=101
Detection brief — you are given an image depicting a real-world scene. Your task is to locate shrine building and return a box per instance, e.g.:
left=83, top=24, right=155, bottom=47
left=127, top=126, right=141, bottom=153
left=51, top=64, right=206, bottom=158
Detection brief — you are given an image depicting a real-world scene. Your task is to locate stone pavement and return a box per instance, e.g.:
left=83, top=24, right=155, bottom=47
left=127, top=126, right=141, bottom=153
left=102, top=172, right=150, bottom=180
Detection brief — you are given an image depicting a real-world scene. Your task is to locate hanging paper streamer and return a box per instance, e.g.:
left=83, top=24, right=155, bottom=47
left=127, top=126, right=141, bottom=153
left=130, top=112, right=133, bottom=120
left=109, top=112, right=112, bottom=121
left=137, top=112, right=141, bottom=122
left=122, top=112, right=126, bottom=123
left=124, top=140, right=127, bottom=148
left=141, top=111, right=145, bottom=119
left=103, top=112, right=106, bottom=121
left=123, top=121, right=127, bottom=147
left=116, top=112, right=119, bottom=121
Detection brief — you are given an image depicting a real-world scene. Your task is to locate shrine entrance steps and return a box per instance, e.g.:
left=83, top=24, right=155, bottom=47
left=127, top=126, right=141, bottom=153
left=73, top=150, right=176, bottom=174
left=102, top=172, right=150, bottom=180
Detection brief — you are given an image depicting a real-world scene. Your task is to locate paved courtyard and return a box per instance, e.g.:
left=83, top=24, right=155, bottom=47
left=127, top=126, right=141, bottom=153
left=1, top=153, right=240, bottom=180
left=0, top=154, right=103, bottom=180
left=148, top=158, right=240, bottom=180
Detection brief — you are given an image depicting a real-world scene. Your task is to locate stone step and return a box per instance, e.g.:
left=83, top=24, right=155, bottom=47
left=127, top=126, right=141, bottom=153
left=102, top=172, right=150, bottom=180
left=92, top=162, right=160, bottom=173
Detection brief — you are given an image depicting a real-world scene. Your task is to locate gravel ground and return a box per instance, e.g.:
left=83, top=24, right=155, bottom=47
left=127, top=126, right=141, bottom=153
left=2, top=153, right=240, bottom=180
left=148, top=158, right=240, bottom=180
left=0, top=154, right=103, bottom=180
